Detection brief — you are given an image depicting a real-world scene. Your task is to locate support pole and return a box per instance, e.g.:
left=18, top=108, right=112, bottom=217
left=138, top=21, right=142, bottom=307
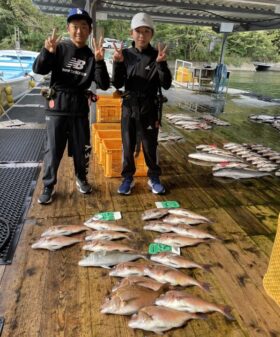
left=85, top=0, right=98, bottom=125
left=219, top=32, right=228, bottom=64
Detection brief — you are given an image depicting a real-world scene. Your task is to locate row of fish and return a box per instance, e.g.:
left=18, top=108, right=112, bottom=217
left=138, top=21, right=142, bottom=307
left=31, top=208, right=234, bottom=334
left=249, top=114, right=280, bottom=133
left=100, top=208, right=233, bottom=334
left=158, top=130, right=184, bottom=142
left=119, top=207, right=234, bottom=333
left=165, top=113, right=230, bottom=131
left=188, top=142, right=280, bottom=178
left=223, top=142, right=280, bottom=176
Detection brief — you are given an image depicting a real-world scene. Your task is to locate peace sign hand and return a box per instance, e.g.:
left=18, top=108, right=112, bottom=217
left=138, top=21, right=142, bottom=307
left=156, top=42, right=168, bottom=63
left=93, top=36, right=105, bottom=61
left=45, top=28, right=61, bottom=54
left=113, top=42, right=124, bottom=62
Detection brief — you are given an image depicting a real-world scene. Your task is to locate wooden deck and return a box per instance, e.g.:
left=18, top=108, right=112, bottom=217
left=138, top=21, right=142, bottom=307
left=0, top=90, right=280, bottom=337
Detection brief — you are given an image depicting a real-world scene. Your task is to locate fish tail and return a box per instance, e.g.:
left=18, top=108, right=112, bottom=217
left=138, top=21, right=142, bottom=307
left=222, top=305, right=235, bottom=320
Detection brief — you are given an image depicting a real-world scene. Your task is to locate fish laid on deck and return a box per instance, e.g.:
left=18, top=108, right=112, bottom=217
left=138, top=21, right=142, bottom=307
left=85, top=230, right=131, bottom=241
left=31, top=236, right=82, bottom=251
left=40, top=225, right=89, bottom=237
left=154, top=233, right=210, bottom=247
left=141, top=208, right=169, bottom=220
left=212, top=162, right=249, bottom=171
left=144, top=264, right=210, bottom=291
left=167, top=208, right=212, bottom=223
left=84, top=220, right=132, bottom=232
left=150, top=252, right=210, bottom=270
left=163, top=214, right=209, bottom=225
left=155, top=290, right=234, bottom=320
left=82, top=240, right=135, bottom=253
left=188, top=152, right=242, bottom=162
left=145, top=222, right=217, bottom=239
left=144, top=221, right=192, bottom=233
left=213, top=168, right=271, bottom=179
left=78, top=250, right=147, bottom=268
left=109, top=261, right=149, bottom=277
left=112, top=275, right=167, bottom=292
left=170, top=226, right=218, bottom=240
left=101, top=285, right=163, bottom=315
left=128, top=305, right=204, bottom=334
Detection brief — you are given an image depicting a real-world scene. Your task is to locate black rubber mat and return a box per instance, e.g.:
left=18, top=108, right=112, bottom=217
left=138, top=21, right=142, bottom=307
left=0, top=317, right=4, bottom=336
left=0, top=218, right=10, bottom=251
left=0, top=106, right=45, bottom=123
left=0, top=167, right=39, bottom=264
left=18, top=95, right=45, bottom=105
left=0, top=129, right=46, bottom=162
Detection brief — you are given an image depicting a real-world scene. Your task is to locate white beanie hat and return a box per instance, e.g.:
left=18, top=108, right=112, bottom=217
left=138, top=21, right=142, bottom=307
left=131, top=13, right=154, bottom=30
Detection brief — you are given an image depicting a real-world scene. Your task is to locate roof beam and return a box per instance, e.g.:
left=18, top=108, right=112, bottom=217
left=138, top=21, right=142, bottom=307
left=97, top=0, right=279, bottom=16
left=97, top=6, right=274, bottom=25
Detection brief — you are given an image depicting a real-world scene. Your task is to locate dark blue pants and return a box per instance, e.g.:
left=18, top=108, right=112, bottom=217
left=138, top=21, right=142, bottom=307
left=42, top=115, right=91, bottom=188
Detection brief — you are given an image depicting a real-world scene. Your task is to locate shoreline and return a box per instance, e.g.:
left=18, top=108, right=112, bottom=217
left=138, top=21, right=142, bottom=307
left=168, top=61, right=280, bottom=72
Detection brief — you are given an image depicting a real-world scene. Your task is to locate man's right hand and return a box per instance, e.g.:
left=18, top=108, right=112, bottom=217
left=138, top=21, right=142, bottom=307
left=45, top=28, right=61, bottom=53
left=113, top=42, right=124, bottom=62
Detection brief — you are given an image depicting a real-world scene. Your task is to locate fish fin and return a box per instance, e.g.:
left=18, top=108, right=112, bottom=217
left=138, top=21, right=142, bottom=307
left=123, top=297, right=139, bottom=305
left=140, top=254, right=150, bottom=261
left=222, top=305, right=235, bottom=320
left=196, top=313, right=208, bottom=320
left=153, top=330, right=164, bottom=335
left=202, top=264, right=212, bottom=272
left=101, top=265, right=111, bottom=269
left=201, top=282, right=211, bottom=292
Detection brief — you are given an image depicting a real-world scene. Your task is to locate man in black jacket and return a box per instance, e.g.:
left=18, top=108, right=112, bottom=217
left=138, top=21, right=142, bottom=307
left=33, top=8, right=110, bottom=204
left=112, top=12, right=172, bottom=195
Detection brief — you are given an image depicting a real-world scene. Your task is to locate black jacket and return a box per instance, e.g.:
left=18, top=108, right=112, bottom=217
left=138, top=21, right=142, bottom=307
left=112, top=43, right=172, bottom=97
left=33, top=40, right=110, bottom=116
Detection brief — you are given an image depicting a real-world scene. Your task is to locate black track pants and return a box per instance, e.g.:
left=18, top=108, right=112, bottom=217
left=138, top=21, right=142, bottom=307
left=121, top=112, right=161, bottom=178
left=42, top=115, right=91, bottom=188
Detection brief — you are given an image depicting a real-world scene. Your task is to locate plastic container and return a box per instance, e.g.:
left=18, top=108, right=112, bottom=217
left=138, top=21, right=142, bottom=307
left=96, top=94, right=122, bottom=123
left=94, top=130, right=121, bottom=163
left=176, top=66, right=193, bottom=83
left=91, top=123, right=121, bottom=153
left=102, top=139, right=148, bottom=177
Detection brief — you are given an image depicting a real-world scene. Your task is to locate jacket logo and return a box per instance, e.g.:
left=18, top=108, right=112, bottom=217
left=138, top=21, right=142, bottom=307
left=147, top=125, right=153, bottom=130
left=66, top=58, right=86, bottom=70
left=145, top=65, right=151, bottom=70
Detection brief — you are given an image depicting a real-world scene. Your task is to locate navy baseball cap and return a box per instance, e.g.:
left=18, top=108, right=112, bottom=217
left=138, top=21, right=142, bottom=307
left=67, top=8, right=92, bottom=25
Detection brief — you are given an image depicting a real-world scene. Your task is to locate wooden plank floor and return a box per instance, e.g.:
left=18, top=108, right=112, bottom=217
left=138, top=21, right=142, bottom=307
left=0, top=91, right=280, bottom=337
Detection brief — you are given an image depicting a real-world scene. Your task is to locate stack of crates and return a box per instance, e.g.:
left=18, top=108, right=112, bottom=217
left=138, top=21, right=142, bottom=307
left=92, top=93, right=148, bottom=177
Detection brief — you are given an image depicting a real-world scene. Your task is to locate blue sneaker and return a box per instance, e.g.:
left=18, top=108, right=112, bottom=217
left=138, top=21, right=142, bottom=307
left=118, top=177, right=135, bottom=195
left=148, top=177, right=165, bottom=194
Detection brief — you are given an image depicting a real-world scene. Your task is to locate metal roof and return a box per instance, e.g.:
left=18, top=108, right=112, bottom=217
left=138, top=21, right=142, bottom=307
left=32, top=0, right=280, bottom=32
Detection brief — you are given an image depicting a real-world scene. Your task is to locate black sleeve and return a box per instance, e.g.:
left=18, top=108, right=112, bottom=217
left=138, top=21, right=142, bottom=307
left=32, top=48, right=56, bottom=75
left=156, top=61, right=172, bottom=90
left=112, top=61, right=126, bottom=89
left=95, top=60, right=110, bottom=90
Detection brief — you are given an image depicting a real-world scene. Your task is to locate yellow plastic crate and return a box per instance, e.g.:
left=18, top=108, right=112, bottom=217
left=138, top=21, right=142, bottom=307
left=263, top=213, right=280, bottom=306
left=94, top=130, right=121, bottom=162
left=102, top=139, right=148, bottom=178
left=96, top=95, right=122, bottom=123
left=91, top=123, right=121, bottom=154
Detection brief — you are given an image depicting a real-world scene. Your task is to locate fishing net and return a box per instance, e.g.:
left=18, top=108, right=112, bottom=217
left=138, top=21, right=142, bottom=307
left=263, top=213, right=280, bottom=306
